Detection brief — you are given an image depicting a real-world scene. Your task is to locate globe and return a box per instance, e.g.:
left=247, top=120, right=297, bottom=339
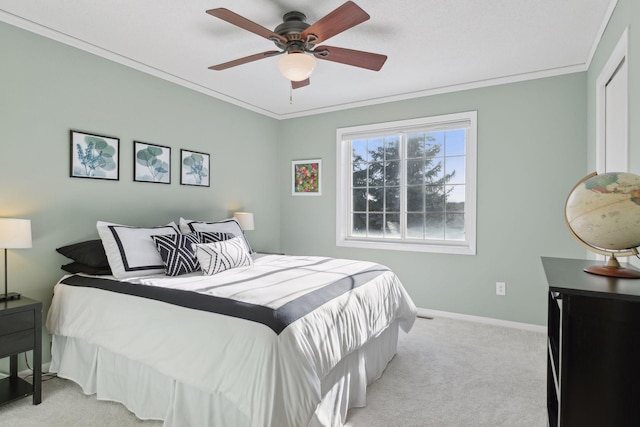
left=565, top=172, right=640, bottom=278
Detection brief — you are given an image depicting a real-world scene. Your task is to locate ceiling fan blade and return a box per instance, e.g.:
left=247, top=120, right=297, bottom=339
left=301, top=1, right=369, bottom=45
left=207, top=8, right=287, bottom=44
left=314, top=46, right=387, bottom=71
left=209, top=51, right=282, bottom=71
left=292, top=78, right=310, bottom=90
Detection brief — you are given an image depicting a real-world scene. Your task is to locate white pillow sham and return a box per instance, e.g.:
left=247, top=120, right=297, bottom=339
left=194, top=236, right=253, bottom=275
left=179, top=217, right=254, bottom=253
left=97, top=221, right=179, bottom=279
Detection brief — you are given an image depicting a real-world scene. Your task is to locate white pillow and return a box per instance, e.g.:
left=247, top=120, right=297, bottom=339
left=194, top=236, right=253, bottom=275
left=97, top=221, right=179, bottom=278
left=179, top=217, right=254, bottom=253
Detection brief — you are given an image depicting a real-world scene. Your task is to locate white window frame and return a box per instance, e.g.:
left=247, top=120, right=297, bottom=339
left=336, top=111, right=477, bottom=255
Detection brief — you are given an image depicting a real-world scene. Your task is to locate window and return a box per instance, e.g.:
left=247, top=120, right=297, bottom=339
left=336, top=111, right=477, bottom=254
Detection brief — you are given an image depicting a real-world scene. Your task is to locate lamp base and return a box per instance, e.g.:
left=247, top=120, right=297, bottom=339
left=0, top=292, right=21, bottom=302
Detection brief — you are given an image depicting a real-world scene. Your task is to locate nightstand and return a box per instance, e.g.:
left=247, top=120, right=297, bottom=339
left=0, top=297, right=42, bottom=406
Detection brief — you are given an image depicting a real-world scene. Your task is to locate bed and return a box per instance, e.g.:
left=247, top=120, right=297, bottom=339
left=46, top=219, right=416, bottom=427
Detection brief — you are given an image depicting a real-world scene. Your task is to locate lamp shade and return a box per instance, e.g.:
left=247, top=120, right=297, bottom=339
left=233, top=212, right=255, bottom=231
left=0, top=218, right=32, bottom=249
left=277, top=53, right=316, bottom=82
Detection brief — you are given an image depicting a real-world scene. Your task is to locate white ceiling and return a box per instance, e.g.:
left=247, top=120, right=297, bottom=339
left=0, top=0, right=615, bottom=119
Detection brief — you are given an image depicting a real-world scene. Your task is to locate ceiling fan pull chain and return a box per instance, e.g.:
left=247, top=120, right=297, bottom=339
left=289, top=85, right=294, bottom=104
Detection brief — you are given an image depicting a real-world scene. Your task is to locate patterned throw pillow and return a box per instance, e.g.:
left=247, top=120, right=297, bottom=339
left=179, top=218, right=255, bottom=253
left=151, top=233, right=202, bottom=276
left=198, top=231, right=234, bottom=244
left=194, top=236, right=253, bottom=276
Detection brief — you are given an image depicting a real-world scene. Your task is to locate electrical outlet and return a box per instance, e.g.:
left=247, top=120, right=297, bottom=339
left=496, top=282, right=506, bottom=296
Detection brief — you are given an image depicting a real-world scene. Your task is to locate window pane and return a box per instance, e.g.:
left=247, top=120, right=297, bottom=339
left=406, top=159, right=423, bottom=185
left=368, top=214, right=384, bottom=237
left=425, top=185, right=445, bottom=211
left=407, top=186, right=424, bottom=212
left=446, top=156, right=465, bottom=185
left=385, top=214, right=401, bottom=238
left=353, top=188, right=367, bottom=211
left=352, top=213, right=367, bottom=236
left=385, top=138, right=400, bottom=160
left=407, top=213, right=424, bottom=238
left=368, top=188, right=385, bottom=212
left=426, top=132, right=444, bottom=157
left=352, top=140, right=367, bottom=162
left=369, top=162, right=385, bottom=186
left=446, top=185, right=465, bottom=212
left=407, top=135, right=423, bottom=158
left=424, top=158, right=444, bottom=184
left=385, top=160, right=401, bottom=186
left=425, top=213, right=444, bottom=239
left=353, top=162, right=367, bottom=187
left=445, top=129, right=466, bottom=156
left=385, top=187, right=400, bottom=211
left=367, top=139, right=384, bottom=162
left=446, top=213, right=465, bottom=240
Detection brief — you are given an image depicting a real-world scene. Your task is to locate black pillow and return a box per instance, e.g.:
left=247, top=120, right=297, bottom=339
left=56, top=239, right=109, bottom=268
left=61, top=262, right=112, bottom=275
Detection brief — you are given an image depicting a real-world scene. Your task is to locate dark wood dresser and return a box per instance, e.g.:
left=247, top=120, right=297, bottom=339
left=542, top=257, right=640, bottom=427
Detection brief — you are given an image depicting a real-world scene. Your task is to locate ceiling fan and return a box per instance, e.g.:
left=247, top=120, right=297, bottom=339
left=206, top=1, right=387, bottom=89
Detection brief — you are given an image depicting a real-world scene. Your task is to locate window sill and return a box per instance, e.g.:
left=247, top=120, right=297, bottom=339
left=336, top=238, right=476, bottom=255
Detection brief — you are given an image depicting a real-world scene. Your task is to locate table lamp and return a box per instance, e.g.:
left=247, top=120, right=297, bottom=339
left=0, top=218, right=32, bottom=302
left=233, top=212, right=255, bottom=231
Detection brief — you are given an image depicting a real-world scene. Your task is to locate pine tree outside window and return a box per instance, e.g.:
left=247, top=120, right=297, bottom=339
left=336, top=111, right=477, bottom=254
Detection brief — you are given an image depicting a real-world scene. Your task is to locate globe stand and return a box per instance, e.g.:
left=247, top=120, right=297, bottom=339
left=584, top=253, right=640, bottom=279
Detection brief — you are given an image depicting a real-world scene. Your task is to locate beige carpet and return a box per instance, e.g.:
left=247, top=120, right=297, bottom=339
left=0, top=316, right=547, bottom=427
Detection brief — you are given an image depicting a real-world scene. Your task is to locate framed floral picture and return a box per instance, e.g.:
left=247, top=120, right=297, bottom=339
left=70, top=130, right=119, bottom=180
left=292, top=159, right=321, bottom=196
left=180, top=149, right=210, bottom=187
left=134, top=141, right=171, bottom=184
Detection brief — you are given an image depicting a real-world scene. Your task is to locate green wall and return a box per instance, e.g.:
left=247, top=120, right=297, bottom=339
left=4, top=0, right=628, bottom=371
left=279, top=74, right=587, bottom=325
left=1, top=22, right=281, bottom=364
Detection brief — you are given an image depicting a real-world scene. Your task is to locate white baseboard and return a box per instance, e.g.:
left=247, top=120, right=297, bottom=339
left=417, top=307, right=547, bottom=333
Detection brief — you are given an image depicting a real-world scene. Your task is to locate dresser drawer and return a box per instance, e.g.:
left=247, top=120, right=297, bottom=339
left=0, top=311, right=34, bottom=336
left=0, top=330, right=35, bottom=358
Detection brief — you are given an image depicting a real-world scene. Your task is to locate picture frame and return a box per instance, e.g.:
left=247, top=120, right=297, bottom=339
left=292, top=159, right=322, bottom=196
left=70, top=130, right=119, bottom=180
left=180, top=149, right=210, bottom=187
left=134, top=141, right=171, bottom=184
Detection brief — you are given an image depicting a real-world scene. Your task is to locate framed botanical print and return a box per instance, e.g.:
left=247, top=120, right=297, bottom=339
left=292, top=159, right=321, bottom=196
left=134, top=141, right=171, bottom=184
left=70, top=130, right=119, bottom=180
left=180, top=149, right=210, bottom=187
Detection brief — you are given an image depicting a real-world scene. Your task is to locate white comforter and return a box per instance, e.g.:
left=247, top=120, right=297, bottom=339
left=46, top=255, right=416, bottom=426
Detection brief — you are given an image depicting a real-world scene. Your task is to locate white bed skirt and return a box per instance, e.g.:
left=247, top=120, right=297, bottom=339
left=49, top=320, right=400, bottom=427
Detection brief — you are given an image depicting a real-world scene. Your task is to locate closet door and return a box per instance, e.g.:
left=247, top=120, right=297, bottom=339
left=596, top=28, right=628, bottom=174
left=604, top=56, right=628, bottom=173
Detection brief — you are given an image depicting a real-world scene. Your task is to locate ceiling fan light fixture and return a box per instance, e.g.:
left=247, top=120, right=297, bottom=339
left=277, top=52, right=316, bottom=82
